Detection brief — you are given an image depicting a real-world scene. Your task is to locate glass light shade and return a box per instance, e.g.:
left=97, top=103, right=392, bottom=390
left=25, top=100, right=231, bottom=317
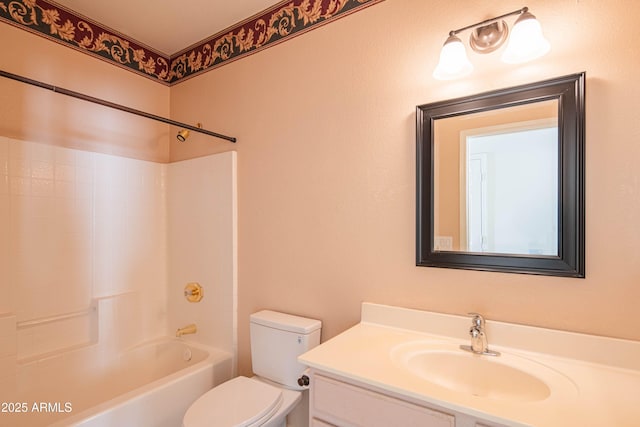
left=433, top=35, right=474, bottom=80
left=501, top=12, right=550, bottom=64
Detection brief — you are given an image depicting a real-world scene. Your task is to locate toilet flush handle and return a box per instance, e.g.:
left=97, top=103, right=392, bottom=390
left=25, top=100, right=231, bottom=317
left=297, top=374, right=310, bottom=387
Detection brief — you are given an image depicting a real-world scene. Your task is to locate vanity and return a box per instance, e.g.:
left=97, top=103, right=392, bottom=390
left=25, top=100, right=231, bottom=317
left=299, top=303, right=640, bottom=426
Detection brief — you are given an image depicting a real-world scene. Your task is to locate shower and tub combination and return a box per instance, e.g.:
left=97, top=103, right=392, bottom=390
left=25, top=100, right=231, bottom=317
left=0, top=136, right=237, bottom=426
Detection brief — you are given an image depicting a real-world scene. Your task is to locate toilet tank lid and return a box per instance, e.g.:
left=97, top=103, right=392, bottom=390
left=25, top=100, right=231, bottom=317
left=250, top=310, right=321, bottom=334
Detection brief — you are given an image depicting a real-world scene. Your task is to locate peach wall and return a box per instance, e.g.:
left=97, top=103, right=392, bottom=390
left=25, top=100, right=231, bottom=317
left=169, top=0, right=640, bottom=376
left=0, top=23, right=171, bottom=162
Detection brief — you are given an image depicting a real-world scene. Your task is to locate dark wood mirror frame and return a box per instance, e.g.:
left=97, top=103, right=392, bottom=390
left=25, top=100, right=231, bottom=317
left=416, top=73, right=585, bottom=277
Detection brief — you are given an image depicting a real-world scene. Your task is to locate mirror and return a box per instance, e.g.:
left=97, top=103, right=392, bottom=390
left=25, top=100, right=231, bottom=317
left=416, top=73, right=585, bottom=277
left=434, top=100, right=559, bottom=255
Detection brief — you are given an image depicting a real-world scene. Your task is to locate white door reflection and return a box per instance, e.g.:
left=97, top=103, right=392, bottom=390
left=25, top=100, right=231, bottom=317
left=463, top=123, right=558, bottom=255
left=467, top=153, right=487, bottom=252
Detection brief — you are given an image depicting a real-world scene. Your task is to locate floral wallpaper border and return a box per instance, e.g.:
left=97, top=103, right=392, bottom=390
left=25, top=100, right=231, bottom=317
left=0, top=0, right=384, bottom=85
left=0, top=0, right=169, bottom=81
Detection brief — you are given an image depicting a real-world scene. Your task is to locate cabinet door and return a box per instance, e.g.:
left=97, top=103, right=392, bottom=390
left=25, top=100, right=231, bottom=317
left=312, top=374, right=455, bottom=427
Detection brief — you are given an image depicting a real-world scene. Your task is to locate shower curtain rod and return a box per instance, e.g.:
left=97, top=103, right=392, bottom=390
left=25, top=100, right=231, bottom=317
left=0, top=69, right=236, bottom=143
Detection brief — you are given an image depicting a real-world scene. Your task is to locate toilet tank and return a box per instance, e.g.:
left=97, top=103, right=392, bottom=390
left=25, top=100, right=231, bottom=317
left=250, top=310, right=321, bottom=389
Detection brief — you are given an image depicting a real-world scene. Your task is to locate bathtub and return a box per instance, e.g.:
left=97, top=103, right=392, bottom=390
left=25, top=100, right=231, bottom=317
left=2, top=338, right=233, bottom=427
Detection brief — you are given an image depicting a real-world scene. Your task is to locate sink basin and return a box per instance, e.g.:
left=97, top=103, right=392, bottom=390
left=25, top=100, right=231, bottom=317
left=391, top=341, right=576, bottom=403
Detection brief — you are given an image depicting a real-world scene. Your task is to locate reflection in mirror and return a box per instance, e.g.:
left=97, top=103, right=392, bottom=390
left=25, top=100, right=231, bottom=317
left=433, top=100, right=558, bottom=255
left=416, top=73, right=585, bottom=277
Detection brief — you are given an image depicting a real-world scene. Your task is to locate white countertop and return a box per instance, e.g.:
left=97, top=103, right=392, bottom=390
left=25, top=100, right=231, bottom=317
left=299, top=303, right=640, bottom=427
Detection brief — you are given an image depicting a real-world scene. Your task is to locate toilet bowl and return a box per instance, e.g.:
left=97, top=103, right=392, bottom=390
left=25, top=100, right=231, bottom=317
left=182, top=311, right=321, bottom=427
left=182, top=376, right=301, bottom=427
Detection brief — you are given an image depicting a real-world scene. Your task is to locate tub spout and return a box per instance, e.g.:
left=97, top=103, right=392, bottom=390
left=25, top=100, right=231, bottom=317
left=176, top=324, right=197, bottom=337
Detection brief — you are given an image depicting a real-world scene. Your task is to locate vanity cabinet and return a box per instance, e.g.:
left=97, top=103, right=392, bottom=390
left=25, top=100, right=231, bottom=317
left=300, top=303, right=640, bottom=426
left=309, top=370, right=506, bottom=427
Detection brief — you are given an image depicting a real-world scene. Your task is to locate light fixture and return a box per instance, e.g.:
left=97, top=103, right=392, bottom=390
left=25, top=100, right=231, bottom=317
left=432, top=35, right=473, bottom=80
left=501, top=10, right=550, bottom=64
left=433, top=7, right=550, bottom=80
left=176, top=122, right=203, bottom=142
left=176, top=129, right=190, bottom=142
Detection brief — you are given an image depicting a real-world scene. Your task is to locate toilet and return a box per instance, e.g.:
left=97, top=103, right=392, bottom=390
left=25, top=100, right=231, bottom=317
left=183, top=310, right=322, bottom=427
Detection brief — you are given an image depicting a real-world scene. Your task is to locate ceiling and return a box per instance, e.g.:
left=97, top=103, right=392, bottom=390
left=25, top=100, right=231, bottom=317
left=53, top=0, right=280, bottom=56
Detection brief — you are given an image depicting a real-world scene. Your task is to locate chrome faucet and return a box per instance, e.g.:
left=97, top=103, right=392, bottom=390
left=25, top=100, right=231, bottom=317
left=460, top=313, right=500, bottom=356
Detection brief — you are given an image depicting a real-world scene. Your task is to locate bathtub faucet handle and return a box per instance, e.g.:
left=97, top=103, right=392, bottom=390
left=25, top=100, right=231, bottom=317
left=183, top=283, right=203, bottom=303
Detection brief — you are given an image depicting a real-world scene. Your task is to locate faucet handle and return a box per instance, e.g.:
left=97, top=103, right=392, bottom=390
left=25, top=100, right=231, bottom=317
left=467, top=312, right=485, bottom=328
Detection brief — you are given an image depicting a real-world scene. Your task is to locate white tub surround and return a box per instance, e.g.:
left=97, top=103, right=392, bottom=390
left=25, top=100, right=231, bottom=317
left=299, top=303, right=640, bottom=427
left=167, top=151, right=237, bottom=357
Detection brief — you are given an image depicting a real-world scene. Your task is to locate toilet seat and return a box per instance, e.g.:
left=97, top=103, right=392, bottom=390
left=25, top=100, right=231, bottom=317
left=183, top=376, right=283, bottom=427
